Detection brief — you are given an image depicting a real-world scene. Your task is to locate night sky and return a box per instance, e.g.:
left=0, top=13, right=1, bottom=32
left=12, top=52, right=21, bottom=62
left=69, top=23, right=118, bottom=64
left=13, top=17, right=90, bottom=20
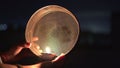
left=0, top=0, right=119, bottom=34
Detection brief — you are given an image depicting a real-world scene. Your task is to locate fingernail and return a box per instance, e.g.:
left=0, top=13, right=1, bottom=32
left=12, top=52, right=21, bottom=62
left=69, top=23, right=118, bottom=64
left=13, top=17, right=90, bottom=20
left=26, top=42, right=30, bottom=45
left=25, top=42, right=32, bottom=48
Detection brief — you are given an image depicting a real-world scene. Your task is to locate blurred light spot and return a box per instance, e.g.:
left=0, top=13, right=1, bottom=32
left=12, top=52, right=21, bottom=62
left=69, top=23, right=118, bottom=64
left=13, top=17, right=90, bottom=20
left=0, top=24, right=7, bottom=31
left=45, top=46, right=51, bottom=53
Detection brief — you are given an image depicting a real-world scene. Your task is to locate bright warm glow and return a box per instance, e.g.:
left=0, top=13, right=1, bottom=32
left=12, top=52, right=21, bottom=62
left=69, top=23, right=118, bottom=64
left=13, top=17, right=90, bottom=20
left=52, top=53, right=65, bottom=62
left=45, top=47, right=51, bottom=53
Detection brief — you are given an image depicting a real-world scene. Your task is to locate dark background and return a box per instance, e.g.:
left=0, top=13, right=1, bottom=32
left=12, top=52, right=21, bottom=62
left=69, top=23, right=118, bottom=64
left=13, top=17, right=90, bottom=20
left=0, top=0, right=116, bottom=68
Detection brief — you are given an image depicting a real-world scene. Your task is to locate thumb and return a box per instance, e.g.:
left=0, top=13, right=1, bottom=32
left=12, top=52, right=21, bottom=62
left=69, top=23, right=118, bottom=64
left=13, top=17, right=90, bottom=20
left=0, top=46, right=23, bottom=63
left=0, top=43, right=31, bottom=63
left=13, top=42, right=31, bottom=56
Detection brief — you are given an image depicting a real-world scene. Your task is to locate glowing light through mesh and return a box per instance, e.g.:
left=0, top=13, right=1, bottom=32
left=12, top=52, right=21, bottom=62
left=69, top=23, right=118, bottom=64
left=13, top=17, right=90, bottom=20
left=45, top=46, right=51, bottom=53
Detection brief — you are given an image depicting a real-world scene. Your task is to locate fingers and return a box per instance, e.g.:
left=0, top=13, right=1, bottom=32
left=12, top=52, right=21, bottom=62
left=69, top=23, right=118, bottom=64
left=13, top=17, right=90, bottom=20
left=23, top=37, right=38, bottom=48
left=52, top=53, right=65, bottom=62
left=50, top=53, right=65, bottom=68
left=24, top=42, right=32, bottom=48
left=0, top=63, right=17, bottom=68
left=6, top=43, right=32, bottom=57
left=12, top=37, right=38, bottom=56
left=20, top=63, right=42, bottom=68
left=0, top=37, right=39, bottom=63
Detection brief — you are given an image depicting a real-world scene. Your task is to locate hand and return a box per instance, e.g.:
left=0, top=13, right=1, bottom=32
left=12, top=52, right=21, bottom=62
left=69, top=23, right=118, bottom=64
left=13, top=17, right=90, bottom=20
left=0, top=46, right=65, bottom=68
left=0, top=37, right=39, bottom=64
left=0, top=36, right=65, bottom=68
left=0, top=42, right=32, bottom=63
left=40, top=53, right=65, bottom=68
left=18, top=54, right=65, bottom=68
